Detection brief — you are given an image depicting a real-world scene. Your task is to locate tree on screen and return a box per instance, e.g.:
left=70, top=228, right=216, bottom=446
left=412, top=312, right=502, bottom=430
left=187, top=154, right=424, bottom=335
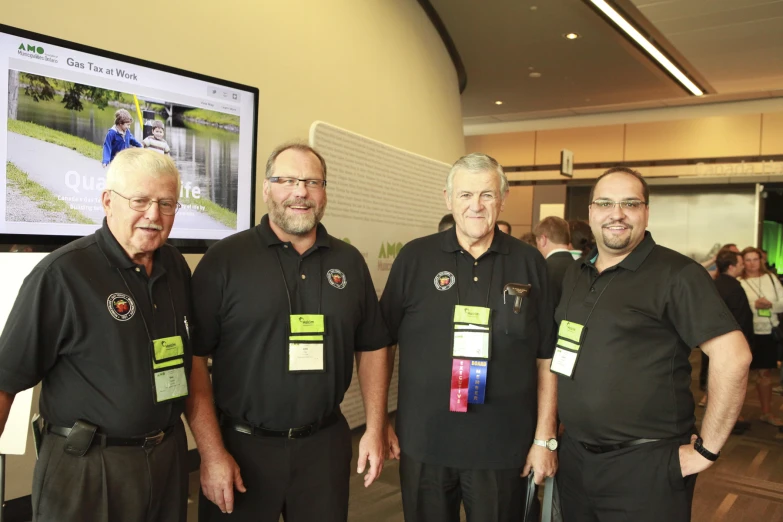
left=8, top=71, right=18, bottom=119
left=18, top=73, right=121, bottom=112
left=21, top=74, right=55, bottom=103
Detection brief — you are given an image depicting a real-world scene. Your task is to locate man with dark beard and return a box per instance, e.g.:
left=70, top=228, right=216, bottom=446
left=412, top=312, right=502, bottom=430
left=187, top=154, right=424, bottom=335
left=187, top=143, right=391, bottom=522
left=553, top=167, right=751, bottom=522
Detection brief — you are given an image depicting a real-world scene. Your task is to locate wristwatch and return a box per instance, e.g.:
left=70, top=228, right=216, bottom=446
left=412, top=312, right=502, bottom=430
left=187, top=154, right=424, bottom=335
left=533, top=438, right=558, bottom=451
left=693, top=437, right=720, bottom=462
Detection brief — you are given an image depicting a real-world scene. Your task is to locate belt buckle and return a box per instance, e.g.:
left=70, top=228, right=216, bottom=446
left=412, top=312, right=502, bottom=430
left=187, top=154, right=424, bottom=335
left=288, top=425, right=314, bottom=439
left=143, top=431, right=165, bottom=449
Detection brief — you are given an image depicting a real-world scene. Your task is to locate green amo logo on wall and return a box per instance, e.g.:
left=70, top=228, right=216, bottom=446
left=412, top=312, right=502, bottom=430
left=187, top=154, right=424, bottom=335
left=377, top=241, right=403, bottom=272
left=378, top=241, right=403, bottom=259
left=19, top=43, right=45, bottom=54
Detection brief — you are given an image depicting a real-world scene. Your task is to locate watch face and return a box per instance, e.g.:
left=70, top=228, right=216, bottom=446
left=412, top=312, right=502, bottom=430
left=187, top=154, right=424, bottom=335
left=547, top=439, right=559, bottom=451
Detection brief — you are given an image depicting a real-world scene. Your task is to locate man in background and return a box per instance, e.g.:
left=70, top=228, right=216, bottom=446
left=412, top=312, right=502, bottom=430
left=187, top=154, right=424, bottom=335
left=534, top=216, right=573, bottom=303
left=710, top=250, right=753, bottom=433
left=520, top=232, right=537, bottom=247
left=497, top=220, right=512, bottom=235
left=438, top=213, right=455, bottom=232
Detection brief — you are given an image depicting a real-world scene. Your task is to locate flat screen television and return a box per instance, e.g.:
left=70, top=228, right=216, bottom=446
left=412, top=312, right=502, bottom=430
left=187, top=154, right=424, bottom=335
left=0, top=24, right=258, bottom=252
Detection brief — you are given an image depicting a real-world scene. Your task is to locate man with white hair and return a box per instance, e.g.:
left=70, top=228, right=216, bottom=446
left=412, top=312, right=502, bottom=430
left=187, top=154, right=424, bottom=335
left=0, top=148, right=193, bottom=522
left=380, top=152, right=558, bottom=522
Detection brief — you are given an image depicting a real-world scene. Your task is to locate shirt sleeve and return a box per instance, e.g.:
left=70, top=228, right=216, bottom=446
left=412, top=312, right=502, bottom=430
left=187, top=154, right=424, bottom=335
left=667, top=262, right=740, bottom=348
left=769, top=275, right=783, bottom=314
left=354, top=259, right=392, bottom=352
left=534, top=253, right=557, bottom=359
left=0, top=265, right=73, bottom=394
left=190, top=248, right=224, bottom=357
left=379, top=246, right=410, bottom=345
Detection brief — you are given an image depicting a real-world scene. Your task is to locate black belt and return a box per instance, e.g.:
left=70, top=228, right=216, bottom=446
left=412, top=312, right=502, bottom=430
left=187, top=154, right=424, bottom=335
left=581, top=438, right=660, bottom=454
left=47, top=424, right=171, bottom=449
left=220, top=411, right=340, bottom=440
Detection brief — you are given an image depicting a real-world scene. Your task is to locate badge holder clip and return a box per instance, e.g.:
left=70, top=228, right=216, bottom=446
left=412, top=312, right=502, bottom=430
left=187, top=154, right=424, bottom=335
left=503, top=283, right=532, bottom=314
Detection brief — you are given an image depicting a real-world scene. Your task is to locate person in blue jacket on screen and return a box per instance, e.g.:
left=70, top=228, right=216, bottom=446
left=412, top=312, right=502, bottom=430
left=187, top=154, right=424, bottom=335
left=102, top=108, right=142, bottom=166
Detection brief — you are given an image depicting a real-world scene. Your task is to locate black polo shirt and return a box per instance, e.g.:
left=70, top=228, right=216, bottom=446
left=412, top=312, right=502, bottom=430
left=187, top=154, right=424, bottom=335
left=191, top=215, right=391, bottom=429
left=0, top=220, right=192, bottom=437
left=556, top=232, right=739, bottom=445
left=380, top=227, right=556, bottom=470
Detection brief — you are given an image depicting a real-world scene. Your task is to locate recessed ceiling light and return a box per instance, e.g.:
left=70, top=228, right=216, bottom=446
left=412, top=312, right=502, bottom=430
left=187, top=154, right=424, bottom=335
left=587, top=0, right=703, bottom=96
left=529, top=72, right=542, bottom=78
left=564, top=33, right=581, bottom=40
left=494, top=100, right=503, bottom=105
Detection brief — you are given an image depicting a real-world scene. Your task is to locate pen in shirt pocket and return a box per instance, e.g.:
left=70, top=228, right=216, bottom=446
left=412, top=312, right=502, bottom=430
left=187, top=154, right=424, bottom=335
left=184, top=316, right=190, bottom=340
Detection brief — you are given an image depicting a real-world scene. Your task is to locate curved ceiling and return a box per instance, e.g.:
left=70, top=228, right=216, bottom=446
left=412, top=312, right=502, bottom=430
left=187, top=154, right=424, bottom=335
left=428, top=0, right=783, bottom=127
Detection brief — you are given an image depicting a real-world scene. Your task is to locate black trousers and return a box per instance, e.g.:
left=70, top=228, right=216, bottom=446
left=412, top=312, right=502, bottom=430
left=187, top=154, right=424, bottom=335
left=32, top=419, right=188, bottom=522
left=557, top=431, right=697, bottom=522
left=199, top=413, right=352, bottom=522
left=399, top=452, right=529, bottom=522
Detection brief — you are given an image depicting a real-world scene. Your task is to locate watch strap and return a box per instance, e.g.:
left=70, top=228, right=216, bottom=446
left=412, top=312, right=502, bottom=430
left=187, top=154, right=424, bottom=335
left=533, top=438, right=557, bottom=451
left=694, top=436, right=720, bottom=462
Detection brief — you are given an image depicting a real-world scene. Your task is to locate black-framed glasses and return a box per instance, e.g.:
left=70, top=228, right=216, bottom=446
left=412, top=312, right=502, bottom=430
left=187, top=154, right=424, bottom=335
left=111, top=190, right=181, bottom=215
left=590, top=199, right=647, bottom=211
left=268, top=177, right=327, bottom=190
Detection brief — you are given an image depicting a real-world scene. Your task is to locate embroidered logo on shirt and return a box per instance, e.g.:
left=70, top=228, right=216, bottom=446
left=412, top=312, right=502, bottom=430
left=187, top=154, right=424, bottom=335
left=327, top=269, right=347, bottom=289
left=434, top=271, right=456, bottom=291
left=107, top=293, right=136, bottom=321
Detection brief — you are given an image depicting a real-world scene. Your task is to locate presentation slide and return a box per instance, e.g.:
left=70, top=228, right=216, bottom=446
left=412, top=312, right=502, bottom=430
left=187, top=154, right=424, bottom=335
left=1, top=29, right=257, bottom=241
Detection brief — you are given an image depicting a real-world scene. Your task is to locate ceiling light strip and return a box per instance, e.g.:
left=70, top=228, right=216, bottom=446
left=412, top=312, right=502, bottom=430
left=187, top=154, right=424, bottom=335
left=590, top=0, right=703, bottom=96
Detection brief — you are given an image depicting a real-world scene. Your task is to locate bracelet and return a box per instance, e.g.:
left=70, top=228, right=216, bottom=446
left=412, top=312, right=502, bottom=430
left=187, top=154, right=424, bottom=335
left=693, top=436, right=720, bottom=462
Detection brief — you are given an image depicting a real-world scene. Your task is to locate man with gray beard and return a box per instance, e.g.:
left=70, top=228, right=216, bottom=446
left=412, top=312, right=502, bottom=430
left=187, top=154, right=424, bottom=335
left=187, top=143, right=392, bottom=522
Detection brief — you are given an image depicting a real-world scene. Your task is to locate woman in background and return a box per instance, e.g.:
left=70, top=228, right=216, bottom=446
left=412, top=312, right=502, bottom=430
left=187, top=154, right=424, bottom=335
left=739, top=247, right=783, bottom=426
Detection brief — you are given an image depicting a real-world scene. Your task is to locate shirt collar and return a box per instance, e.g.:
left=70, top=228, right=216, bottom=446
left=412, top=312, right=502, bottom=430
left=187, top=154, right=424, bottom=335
left=581, top=231, right=656, bottom=272
left=440, top=225, right=510, bottom=255
left=546, top=248, right=572, bottom=259
left=256, top=214, right=332, bottom=251
left=96, top=218, right=149, bottom=269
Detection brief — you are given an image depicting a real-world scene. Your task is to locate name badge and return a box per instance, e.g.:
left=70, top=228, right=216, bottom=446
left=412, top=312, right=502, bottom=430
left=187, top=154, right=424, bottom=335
left=151, top=335, right=188, bottom=403
left=758, top=309, right=772, bottom=318
left=452, top=305, right=492, bottom=360
left=289, top=314, right=326, bottom=373
left=550, top=320, right=586, bottom=378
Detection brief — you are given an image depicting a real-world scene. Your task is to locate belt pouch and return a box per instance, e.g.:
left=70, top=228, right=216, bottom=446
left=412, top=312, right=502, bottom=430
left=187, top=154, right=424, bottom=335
left=63, top=420, right=98, bottom=457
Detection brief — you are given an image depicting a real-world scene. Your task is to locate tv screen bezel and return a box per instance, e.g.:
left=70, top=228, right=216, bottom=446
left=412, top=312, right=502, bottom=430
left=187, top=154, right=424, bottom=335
left=0, top=23, right=259, bottom=254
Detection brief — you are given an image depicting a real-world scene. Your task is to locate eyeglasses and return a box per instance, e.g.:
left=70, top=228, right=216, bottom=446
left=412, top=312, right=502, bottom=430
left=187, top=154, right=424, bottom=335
left=111, top=190, right=181, bottom=215
left=268, top=177, right=327, bottom=191
left=590, top=199, right=647, bottom=211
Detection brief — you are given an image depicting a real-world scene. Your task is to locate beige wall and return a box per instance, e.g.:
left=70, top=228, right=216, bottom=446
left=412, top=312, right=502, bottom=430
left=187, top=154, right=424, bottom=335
left=466, top=112, right=783, bottom=171
left=625, top=115, right=762, bottom=161
left=3, top=0, right=465, bottom=500
left=762, top=112, right=783, bottom=155
left=500, top=186, right=534, bottom=235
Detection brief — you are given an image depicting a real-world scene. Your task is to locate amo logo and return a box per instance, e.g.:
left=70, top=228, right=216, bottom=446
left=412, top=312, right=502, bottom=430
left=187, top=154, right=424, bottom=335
left=377, top=241, right=403, bottom=271
left=378, top=241, right=403, bottom=259
left=19, top=43, right=44, bottom=54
